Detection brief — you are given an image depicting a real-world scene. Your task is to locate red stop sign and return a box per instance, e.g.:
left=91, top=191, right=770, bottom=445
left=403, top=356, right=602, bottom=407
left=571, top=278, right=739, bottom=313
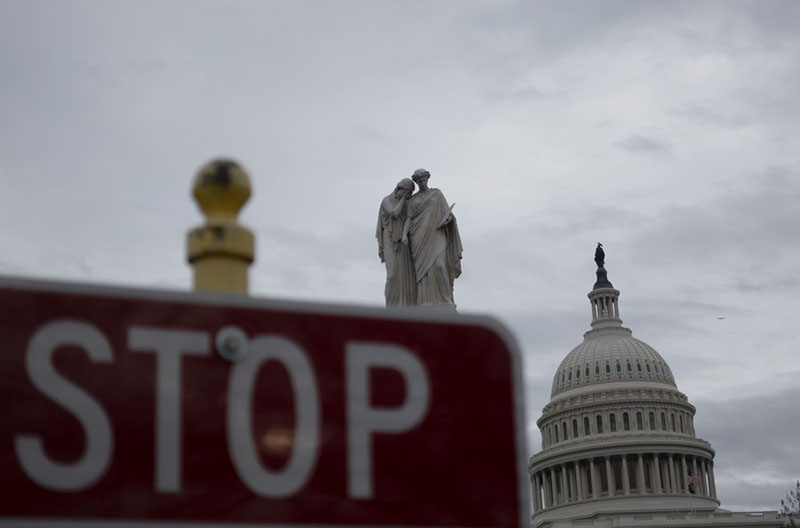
left=0, top=276, right=529, bottom=528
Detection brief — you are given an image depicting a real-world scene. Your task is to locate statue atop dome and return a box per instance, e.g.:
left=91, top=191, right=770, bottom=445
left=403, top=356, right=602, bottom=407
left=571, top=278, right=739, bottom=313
left=594, top=242, right=605, bottom=268
left=593, top=243, right=614, bottom=289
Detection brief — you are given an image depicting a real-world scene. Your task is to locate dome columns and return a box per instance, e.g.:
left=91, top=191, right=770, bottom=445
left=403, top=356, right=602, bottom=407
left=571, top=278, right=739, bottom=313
left=652, top=455, right=662, bottom=494
left=636, top=454, right=646, bottom=493
left=621, top=456, right=630, bottom=495
left=588, top=288, right=622, bottom=329
left=605, top=457, right=614, bottom=497
left=531, top=453, right=718, bottom=515
left=709, top=461, right=717, bottom=496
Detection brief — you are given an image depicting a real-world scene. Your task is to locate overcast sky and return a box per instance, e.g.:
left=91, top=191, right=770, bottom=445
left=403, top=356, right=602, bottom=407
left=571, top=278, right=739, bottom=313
left=1, top=0, right=799, bottom=513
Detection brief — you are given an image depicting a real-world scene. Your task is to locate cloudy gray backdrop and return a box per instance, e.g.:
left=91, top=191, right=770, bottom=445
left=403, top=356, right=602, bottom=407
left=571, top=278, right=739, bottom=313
left=1, top=0, right=798, bottom=513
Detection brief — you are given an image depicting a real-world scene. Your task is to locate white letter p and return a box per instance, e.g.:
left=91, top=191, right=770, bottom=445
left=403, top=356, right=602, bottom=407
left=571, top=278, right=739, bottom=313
left=346, top=342, right=430, bottom=500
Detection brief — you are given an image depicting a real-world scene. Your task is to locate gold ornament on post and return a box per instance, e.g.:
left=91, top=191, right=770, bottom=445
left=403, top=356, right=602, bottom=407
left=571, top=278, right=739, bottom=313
left=187, top=159, right=254, bottom=294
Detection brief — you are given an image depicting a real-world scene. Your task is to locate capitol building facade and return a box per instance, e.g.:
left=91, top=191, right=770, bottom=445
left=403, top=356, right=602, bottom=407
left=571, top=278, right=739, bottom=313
left=528, top=257, right=784, bottom=528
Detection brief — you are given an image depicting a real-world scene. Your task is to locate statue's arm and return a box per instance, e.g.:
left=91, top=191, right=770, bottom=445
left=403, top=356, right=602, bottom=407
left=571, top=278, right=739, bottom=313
left=387, top=194, right=408, bottom=218
left=376, top=217, right=385, bottom=262
left=380, top=196, right=393, bottom=216
left=401, top=216, right=410, bottom=245
left=439, top=208, right=453, bottom=228
left=436, top=191, right=454, bottom=228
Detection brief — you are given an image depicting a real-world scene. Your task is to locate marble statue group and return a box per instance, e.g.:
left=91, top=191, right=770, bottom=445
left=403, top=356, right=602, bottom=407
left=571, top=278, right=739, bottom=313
left=376, top=169, right=462, bottom=309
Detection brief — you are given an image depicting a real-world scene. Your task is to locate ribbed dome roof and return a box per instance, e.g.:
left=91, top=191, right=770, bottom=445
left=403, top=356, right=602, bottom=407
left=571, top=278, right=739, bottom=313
left=550, top=326, right=676, bottom=398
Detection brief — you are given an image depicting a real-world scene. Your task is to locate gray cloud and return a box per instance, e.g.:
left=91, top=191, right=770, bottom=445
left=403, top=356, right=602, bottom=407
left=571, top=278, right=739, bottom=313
left=484, top=85, right=549, bottom=102
left=627, top=167, right=800, bottom=277
left=350, top=124, right=388, bottom=143
left=694, top=388, right=800, bottom=510
left=251, top=224, right=381, bottom=303
left=671, top=101, right=754, bottom=129
left=613, top=134, right=673, bottom=158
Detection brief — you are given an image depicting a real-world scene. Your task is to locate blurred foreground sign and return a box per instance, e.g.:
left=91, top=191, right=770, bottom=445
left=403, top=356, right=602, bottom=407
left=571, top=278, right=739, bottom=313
left=0, top=276, right=528, bottom=528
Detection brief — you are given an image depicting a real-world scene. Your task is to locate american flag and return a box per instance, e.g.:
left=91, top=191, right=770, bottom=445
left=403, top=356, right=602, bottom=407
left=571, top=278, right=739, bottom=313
left=688, top=471, right=701, bottom=486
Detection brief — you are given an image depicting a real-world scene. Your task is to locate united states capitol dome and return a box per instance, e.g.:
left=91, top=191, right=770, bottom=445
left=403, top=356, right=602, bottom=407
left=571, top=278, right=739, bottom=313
left=529, top=245, right=720, bottom=527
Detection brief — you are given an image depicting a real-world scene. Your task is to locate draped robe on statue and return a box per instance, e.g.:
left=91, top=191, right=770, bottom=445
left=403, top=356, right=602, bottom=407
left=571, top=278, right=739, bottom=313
left=406, top=188, right=462, bottom=307
left=376, top=194, right=417, bottom=307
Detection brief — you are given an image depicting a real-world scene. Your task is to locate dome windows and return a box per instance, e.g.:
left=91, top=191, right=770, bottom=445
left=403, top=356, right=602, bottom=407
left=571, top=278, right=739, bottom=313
left=646, top=363, right=651, bottom=373
left=542, top=407, right=689, bottom=445
left=575, top=368, right=580, bottom=379
left=626, top=362, right=632, bottom=372
left=616, top=362, right=622, bottom=373
left=605, top=363, right=611, bottom=374
left=585, top=366, right=590, bottom=377
left=568, top=371, right=572, bottom=381
left=637, top=362, right=642, bottom=372
left=595, top=363, right=600, bottom=375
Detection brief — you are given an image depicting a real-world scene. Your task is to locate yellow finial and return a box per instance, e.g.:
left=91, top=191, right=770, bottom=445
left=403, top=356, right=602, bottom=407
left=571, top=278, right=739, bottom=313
left=192, top=159, right=251, bottom=222
left=187, top=159, right=255, bottom=294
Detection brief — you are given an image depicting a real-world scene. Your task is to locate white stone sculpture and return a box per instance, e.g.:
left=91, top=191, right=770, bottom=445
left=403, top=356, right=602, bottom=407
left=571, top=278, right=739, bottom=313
left=376, top=178, right=417, bottom=307
left=401, top=169, right=462, bottom=309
